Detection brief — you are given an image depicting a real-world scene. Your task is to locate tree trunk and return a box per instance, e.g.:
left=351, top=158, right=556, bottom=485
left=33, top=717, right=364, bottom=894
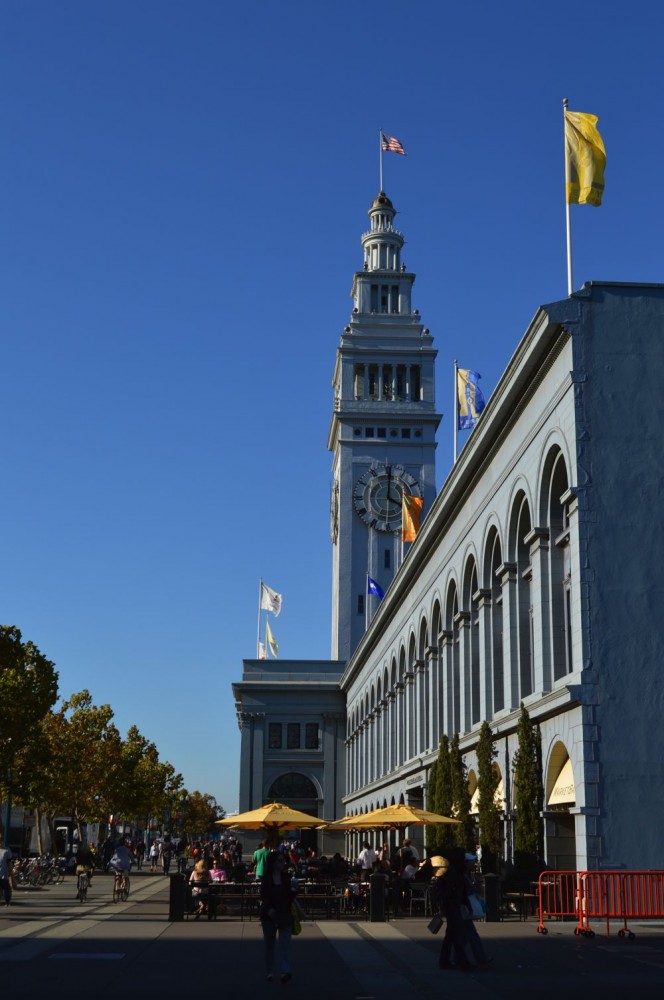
left=35, top=804, right=45, bottom=855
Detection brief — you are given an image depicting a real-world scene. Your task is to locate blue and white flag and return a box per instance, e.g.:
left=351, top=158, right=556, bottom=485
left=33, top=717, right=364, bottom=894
left=457, top=369, right=486, bottom=430
left=367, top=577, right=385, bottom=600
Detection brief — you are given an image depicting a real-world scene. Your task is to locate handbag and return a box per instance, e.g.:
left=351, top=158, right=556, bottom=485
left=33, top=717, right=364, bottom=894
left=427, top=912, right=443, bottom=934
left=291, top=902, right=302, bottom=936
left=462, top=893, right=485, bottom=920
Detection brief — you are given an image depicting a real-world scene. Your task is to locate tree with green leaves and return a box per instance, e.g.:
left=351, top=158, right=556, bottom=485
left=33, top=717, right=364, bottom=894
left=34, top=690, right=123, bottom=843
left=476, top=720, right=501, bottom=873
left=182, top=791, right=225, bottom=839
left=112, top=725, right=182, bottom=824
left=425, top=754, right=440, bottom=851
left=513, top=703, right=543, bottom=869
left=0, top=626, right=59, bottom=837
left=427, top=733, right=456, bottom=854
left=449, top=733, right=474, bottom=851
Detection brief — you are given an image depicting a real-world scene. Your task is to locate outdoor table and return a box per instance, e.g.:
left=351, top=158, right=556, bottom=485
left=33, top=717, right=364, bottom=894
left=186, top=881, right=260, bottom=921
left=298, top=882, right=341, bottom=919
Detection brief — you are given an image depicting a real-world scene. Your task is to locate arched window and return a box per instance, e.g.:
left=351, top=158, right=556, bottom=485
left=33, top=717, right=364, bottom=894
left=431, top=600, right=443, bottom=747
left=445, top=582, right=460, bottom=734
left=462, top=560, right=481, bottom=727
left=548, top=452, right=572, bottom=679
left=514, top=495, right=534, bottom=698
left=418, top=616, right=429, bottom=752
left=484, top=527, right=504, bottom=714
left=267, top=773, right=318, bottom=803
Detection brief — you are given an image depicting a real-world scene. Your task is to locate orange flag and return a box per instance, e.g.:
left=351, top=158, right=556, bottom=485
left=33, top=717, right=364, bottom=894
left=402, top=494, right=423, bottom=542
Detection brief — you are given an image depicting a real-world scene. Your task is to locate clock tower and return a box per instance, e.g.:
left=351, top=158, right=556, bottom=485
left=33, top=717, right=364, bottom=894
left=328, top=192, right=441, bottom=661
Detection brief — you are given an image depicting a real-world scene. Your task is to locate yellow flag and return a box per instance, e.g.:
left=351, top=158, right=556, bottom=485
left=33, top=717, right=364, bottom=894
left=564, top=110, right=606, bottom=206
left=402, top=494, right=423, bottom=543
left=265, top=619, right=279, bottom=658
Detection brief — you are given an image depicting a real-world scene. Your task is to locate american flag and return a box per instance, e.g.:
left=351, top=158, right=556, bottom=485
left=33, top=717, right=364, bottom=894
left=381, top=132, right=407, bottom=155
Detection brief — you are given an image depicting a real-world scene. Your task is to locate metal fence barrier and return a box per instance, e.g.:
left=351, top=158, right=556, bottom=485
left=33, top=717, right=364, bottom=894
left=537, top=870, right=664, bottom=938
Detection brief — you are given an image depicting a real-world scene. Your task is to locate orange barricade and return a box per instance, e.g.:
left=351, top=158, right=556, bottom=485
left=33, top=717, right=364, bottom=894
left=537, top=870, right=664, bottom=938
left=536, top=871, right=581, bottom=932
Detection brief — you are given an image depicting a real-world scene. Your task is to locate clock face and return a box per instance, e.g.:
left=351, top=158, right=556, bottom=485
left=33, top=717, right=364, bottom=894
left=353, top=464, right=421, bottom=532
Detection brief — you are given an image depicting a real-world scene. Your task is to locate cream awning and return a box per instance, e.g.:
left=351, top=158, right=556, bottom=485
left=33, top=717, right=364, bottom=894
left=548, top=758, right=575, bottom=806
left=470, top=778, right=505, bottom=814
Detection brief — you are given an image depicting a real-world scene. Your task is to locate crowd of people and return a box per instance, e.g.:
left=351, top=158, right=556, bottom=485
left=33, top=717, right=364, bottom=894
left=1, top=827, right=495, bottom=981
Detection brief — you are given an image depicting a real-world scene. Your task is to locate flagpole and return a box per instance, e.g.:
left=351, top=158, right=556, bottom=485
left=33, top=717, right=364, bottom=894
left=379, top=129, right=383, bottom=191
left=453, top=360, right=459, bottom=464
left=563, top=98, right=573, bottom=296
left=257, top=578, right=262, bottom=658
left=366, top=525, right=372, bottom=630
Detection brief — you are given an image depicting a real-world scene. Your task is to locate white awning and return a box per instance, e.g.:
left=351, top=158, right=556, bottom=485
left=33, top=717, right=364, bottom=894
left=548, top=758, right=575, bottom=806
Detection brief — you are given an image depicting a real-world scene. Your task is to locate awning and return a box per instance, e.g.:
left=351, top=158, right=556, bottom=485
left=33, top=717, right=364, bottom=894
left=470, top=778, right=505, bottom=815
left=548, top=758, right=575, bottom=806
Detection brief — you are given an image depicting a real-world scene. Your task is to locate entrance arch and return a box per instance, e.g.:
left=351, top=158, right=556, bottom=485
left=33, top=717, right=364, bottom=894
left=266, top=773, right=321, bottom=852
left=544, top=741, right=577, bottom=869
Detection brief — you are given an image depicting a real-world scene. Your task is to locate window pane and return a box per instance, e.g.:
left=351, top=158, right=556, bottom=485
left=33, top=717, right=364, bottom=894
left=269, top=723, right=282, bottom=749
left=305, top=723, right=319, bottom=749
left=287, top=723, right=301, bottom=749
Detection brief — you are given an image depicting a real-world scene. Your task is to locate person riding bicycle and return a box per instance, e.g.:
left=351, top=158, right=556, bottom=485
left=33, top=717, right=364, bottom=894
left=109, top=840, right=134, bottom=878
left=75, top=841, right=95, bottom=899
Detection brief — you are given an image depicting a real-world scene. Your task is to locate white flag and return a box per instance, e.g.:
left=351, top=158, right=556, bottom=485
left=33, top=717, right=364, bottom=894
left=260, top=582, right=282, bottom=617
left=258, top=642, right=267, bottom=660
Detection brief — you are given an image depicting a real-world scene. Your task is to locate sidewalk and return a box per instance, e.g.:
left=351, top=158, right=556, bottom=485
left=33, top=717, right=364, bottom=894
left=1, top=870, right=664, bottom=998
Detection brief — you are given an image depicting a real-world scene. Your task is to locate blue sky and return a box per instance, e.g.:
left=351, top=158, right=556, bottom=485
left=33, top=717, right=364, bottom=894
left=1, top=1, right=662, bottom=814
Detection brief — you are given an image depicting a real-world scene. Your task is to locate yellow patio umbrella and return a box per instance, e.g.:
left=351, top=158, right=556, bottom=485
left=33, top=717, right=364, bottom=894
left=325, top=803, right=461, bottom=832
left=216, top=802, right=328, bottom=846
left=322, top=808, right=385, bottom=830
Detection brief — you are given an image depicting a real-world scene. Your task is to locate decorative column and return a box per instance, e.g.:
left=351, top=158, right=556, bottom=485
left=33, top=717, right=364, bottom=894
left=425, top=644, right=440, bottom=750
left=496, top=561, right=518, bottom=711
left=322, top=713, right=344, bottom=819
left=403, top=670, right=415, bottom=761
left=525, top=527, right=551, bottom=693
left=440, top=629, right=454, bottom=736
left=455, top=610, right=471, bottom=733
left=238, top=712, right=265, bottom=811
left=394, top=682, right=404, bottom=767
left=387, top=690, right=396, bottom=771
left=414, top=658, right=426, bottom=754
left=475, top=588, right=492, bottom=722
left=379, top=699, right=388, bottom=776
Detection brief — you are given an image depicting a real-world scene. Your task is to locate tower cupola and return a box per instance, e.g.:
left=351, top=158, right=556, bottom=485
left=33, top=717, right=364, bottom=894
left=361, top=191, right=404, bottom=273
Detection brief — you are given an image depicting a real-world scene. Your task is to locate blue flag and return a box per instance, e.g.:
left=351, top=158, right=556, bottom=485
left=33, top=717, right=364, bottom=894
left=367, top=577, right=385, bottom=600
left=457, top=368, right=486, bottom=430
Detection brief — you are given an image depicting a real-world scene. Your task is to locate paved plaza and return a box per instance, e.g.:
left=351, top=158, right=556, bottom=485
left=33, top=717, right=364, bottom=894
left=1, top=871, right=664, bottom=998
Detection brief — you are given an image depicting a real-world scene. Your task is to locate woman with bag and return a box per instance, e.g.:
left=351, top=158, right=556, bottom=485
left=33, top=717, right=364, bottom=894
left=259, top=850, right=301, bottom=985
left=431, top=847, right=474, bottom=972
left=461, top=852, right=492, bottom=965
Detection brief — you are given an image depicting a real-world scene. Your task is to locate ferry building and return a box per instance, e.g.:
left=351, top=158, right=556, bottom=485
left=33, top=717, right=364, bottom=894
left=234, top=189, right=664, bottom=871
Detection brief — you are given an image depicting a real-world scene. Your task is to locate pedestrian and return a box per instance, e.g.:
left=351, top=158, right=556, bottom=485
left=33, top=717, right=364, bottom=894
left=0, top=835, right=12, bottom=907
left=356, top=841, right=377, bottom=881
left=149, top=841, right=159, bottom=872
left=135, top=839, right=146, bottom=870
left=189, top=858, right=211, bottom=918
left=176, top=838, right=188, bottom=873
left=160, top=835, right=173, bottom=874
left=431, top=847, right=474, bottom=972
left=460, top=852, right=491, bottom=965
left=260, top=850, right=302, bottom=985
left=253, top=841, right=271, bottom=879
